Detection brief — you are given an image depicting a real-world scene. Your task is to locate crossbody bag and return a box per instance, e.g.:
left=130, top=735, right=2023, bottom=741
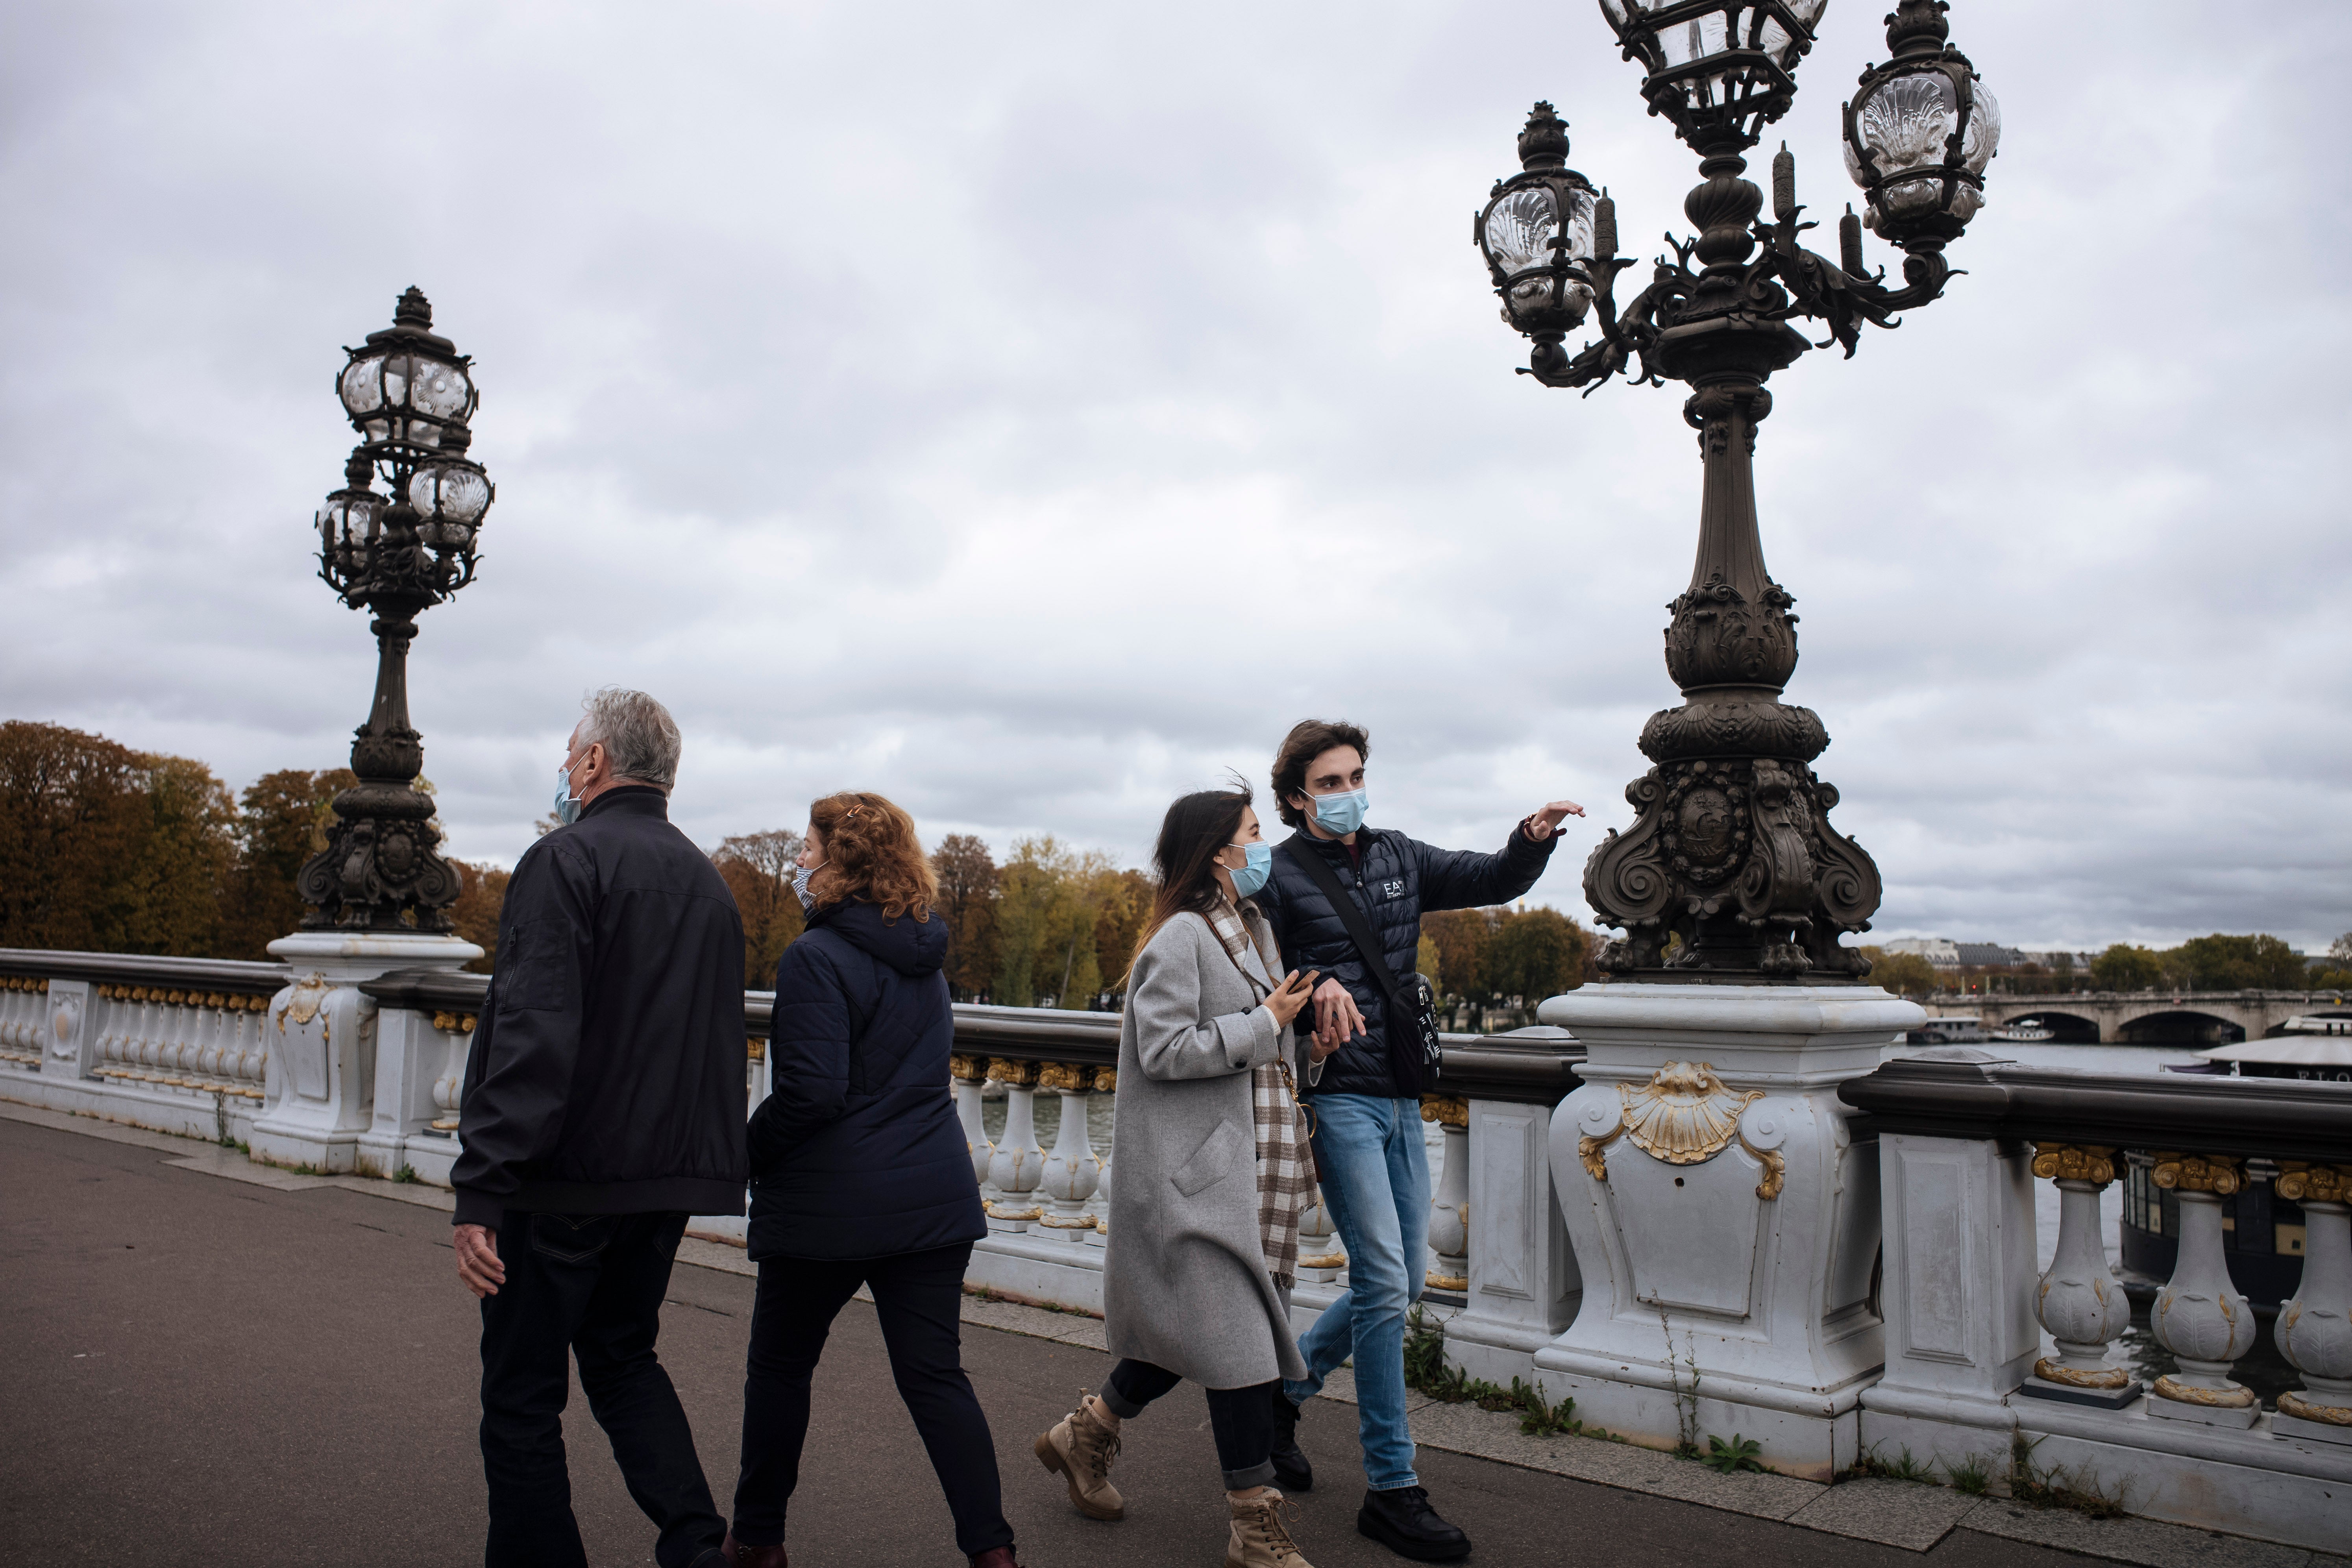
left=1278, top=836, right=1444, bottom=1087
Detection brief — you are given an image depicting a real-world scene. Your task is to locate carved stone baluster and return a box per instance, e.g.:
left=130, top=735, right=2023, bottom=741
left=429, top=1012, right=474, bottom=1131
left=1298, top=1179, right=1346, bottom=1284
left=1036, top=1062, right=1102, bottom=1242
left=158, top=990, right=189, bottom=1079
left=2019, top=1142, right=2139, bottom=1407
left=1423, top=1095, right=1470, bottom=1292
left=2148, top=1153, right=2260, bottom=1427
left=229, top=997, right=261, bottom=1095
left=1085, top=1067, right=1113, bottom=1248
left=2273, top=1163, right=2352, bottom=1444
left=949, top=1054, right=993, bottom=1188
left=985, top=1058, right=1046, bottom=1231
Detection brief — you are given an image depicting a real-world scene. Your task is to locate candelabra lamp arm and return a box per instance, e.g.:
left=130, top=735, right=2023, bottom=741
left=1522, top=264, right=1677, bottom=393
left=1760, top=141, right=1962, bottom=358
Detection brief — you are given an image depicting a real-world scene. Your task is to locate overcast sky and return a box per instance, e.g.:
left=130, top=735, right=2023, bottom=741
left=4, top=1, right=2346, bottom=954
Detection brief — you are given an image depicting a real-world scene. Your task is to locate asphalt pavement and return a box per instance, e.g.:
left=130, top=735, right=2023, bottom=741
left=0, top=1112, right=2129, bottom=1568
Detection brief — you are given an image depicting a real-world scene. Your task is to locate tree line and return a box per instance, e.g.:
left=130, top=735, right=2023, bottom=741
left=4, top=719, right=1598, bottom=1013
left=1859, top=934, right=2350, bottom=998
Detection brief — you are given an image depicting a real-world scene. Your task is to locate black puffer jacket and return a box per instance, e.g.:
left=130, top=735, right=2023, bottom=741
left=746, top=898, right=986, bottom=1261
left=453, top=786, right=749, bottom=1228
left=1257, top=824, right=1556, bottom=1099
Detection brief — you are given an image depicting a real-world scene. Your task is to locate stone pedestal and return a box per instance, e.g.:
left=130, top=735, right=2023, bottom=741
left=251, top=932, right=481, bottom=1174
left=1533, top=982, right=1919, bottom=1480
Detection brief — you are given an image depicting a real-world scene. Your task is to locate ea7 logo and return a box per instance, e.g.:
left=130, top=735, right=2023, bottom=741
left=1379, top=878, right=1406, bottom=899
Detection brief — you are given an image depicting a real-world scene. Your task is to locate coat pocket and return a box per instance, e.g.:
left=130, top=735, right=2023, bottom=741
left=502, top=919, right=577, bottom=1012
left=1170, top=1118, right=1249, bottom=1198
left=529, top=1212, right=614, bottom=1265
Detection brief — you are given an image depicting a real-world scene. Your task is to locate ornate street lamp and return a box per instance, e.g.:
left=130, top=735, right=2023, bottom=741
left=296, top=287, right=494, bottom=931
left=1477, top=0, right=1997, bottom=976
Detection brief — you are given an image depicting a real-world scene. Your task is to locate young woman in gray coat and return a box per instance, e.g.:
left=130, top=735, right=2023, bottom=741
left=1033, top=785, right=1335, bottom=1568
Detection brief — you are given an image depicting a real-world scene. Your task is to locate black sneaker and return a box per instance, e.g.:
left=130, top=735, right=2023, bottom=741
left=1269, top=1388, right=1312, bottom=1493
left=1357, top=1485, right=1471, bottom=1562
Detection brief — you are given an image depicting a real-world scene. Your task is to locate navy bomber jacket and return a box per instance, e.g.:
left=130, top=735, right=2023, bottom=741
left=452, top=786, right=749, bottom=1228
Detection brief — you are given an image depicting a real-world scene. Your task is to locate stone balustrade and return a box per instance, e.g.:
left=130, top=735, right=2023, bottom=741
left=17, top=941, right=2342, bottom=1548
left=1, top=950, right=294, bottom=1143
left=1842, top=1051, right=2352, bottom=1550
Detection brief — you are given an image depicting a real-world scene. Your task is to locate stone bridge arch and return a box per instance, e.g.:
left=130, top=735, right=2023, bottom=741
left=1956, top=991, right=2345, bottom=1045
left=2117, top=1008, right=2244, bottom=1046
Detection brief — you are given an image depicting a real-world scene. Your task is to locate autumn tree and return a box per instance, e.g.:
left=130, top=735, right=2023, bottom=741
left=448, top=861, right=512, bottom=973
left=2158, top=933, right=2311, bottom=991
left=932, top=834, right=1001, bottom=1000
left=216, top=767, right=358, bottom=959
left=712, top=829, right=807, bottom=989
left=1090, top=866, right=1153, bottom=999
left=2090, top=943, right=2167, bottom=991
left=1420, top=908, right=1498, bottom=1004
left=1483, top=907, right=1589, bottom=1006
left=1858, top=947, right=1942, bottom=997
left=0, top=722, right=246, bottom=955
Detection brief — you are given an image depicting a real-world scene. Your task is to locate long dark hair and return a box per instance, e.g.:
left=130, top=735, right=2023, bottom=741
left=1130, top=785, right=1252, bottom=972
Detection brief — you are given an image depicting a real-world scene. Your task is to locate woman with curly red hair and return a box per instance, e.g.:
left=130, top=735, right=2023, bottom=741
left=725, top=792, right=1016, bottom=1568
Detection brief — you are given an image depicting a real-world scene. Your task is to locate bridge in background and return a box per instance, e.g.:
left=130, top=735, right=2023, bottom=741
left=1917, top=989, right=2352, bottom=1044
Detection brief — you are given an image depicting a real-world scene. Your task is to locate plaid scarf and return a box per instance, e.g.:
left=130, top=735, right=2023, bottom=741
left=1204, top=893, right=1314, bottom=1288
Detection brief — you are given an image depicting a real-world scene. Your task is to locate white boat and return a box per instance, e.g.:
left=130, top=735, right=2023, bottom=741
left=1904, top=1017, right=1985, bottom=1044
left=1988, top=1023, right=2055, bottom=1043
left=2196, top=1032, right=2352, bottom=1083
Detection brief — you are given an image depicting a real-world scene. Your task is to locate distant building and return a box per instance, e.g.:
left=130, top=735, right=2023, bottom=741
left=1954, top=942, right=2028, bottom=969
left=1884, top=937, right=1960, bottom=968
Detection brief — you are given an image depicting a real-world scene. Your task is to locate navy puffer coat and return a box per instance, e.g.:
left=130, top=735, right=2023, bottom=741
left=1258, top=824, right=1556, bottom=1099
left=746, top=898, right=986, bottom=1261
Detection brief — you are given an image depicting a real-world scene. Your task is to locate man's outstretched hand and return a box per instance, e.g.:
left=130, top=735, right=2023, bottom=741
left=1523, top=799, right=1586, bottom=840
left=455, top=1223, right=506, bottom=1298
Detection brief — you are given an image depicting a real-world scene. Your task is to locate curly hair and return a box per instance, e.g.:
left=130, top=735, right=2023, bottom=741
left=1270, top=718, right=1370, bottom=828
left=807, top=791, right=935, bottom=922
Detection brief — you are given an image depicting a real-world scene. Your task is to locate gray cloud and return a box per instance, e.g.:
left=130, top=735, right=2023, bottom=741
left=4, top=0, right=2346, bottom=953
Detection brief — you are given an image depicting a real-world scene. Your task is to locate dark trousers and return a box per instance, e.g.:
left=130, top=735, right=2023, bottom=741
left=1102, top=1359, right=1278, bottom=1490
left=477, top=1210, right=725, bottom=1568
left=733, top=1240, right=1013, bottom=1558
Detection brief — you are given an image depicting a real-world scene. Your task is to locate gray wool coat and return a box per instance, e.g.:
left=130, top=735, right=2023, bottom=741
left=1102, top=910, right=1309, bottom=1390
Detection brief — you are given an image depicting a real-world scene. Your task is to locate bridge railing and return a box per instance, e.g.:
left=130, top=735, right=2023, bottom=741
left=1839, top=1051, right=2352, bottom=1548
left=0, top=947, right=1584, bottom=1333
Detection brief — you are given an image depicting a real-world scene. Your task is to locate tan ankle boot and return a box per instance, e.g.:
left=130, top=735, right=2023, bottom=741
left=1225, top=1489, right=1313, bottom=1568
left=1033, top=1392, right=1124, bottom=1520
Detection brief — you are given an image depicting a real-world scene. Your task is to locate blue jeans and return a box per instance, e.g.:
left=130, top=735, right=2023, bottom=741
left=1282, top=1094, right=1429, bottom=1491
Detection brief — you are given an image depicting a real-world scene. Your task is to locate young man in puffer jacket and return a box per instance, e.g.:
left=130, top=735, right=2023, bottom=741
left=1255, top=718, right=1583, bottom=1564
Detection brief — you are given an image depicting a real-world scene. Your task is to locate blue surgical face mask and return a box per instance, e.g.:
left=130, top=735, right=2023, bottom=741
left=551, top=764, right=581, bottom=827
left=1227, top=841, right=1273, bottom=899
left=1312, top=787, right=1368, bottom=837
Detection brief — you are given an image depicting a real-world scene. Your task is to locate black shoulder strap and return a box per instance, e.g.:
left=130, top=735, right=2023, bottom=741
left=1278, top=833, right=1409, bottom=1013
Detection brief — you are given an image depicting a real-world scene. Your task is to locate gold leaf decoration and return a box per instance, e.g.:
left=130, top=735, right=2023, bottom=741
left=1579, top=1127, right=1621, bottom=1183
left=2276, top=1163, right=2352, bottom=1204
left=2150, top=1153, right=2243, bottom=1196
left=2030, top=1142, right=2117, bottom=1187
left=1420, top=1095, right=1468, bottom=1129
left=1618, top=1061, right=1760, bottom=1166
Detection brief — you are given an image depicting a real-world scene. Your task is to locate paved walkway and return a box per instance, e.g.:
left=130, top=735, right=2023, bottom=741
left=0, top=1105, right=2334, bottom=1568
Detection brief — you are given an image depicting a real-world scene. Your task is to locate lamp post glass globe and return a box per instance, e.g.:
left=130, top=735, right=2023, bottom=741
left=1598, top=0, right=1829, bottom=150
left=1477, top=102, right=1605, bottom=344
left=1841, top=2, right=2001, bottom=242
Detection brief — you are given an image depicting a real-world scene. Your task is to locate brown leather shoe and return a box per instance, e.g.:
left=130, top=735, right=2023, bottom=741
left=722, top=1531, right=788, bottom=1568
left=969, top=1548, right=1022, bottom=1568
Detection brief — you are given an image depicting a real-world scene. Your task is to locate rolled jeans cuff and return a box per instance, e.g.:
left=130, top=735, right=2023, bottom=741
left=1097, top=1381, right=1148, bottom=1421
left=1224, top=1459, right=1278, bottom=1491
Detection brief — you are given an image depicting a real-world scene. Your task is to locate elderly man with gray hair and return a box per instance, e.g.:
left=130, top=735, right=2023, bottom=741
left=452, top=688, right=748, bottom=1568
